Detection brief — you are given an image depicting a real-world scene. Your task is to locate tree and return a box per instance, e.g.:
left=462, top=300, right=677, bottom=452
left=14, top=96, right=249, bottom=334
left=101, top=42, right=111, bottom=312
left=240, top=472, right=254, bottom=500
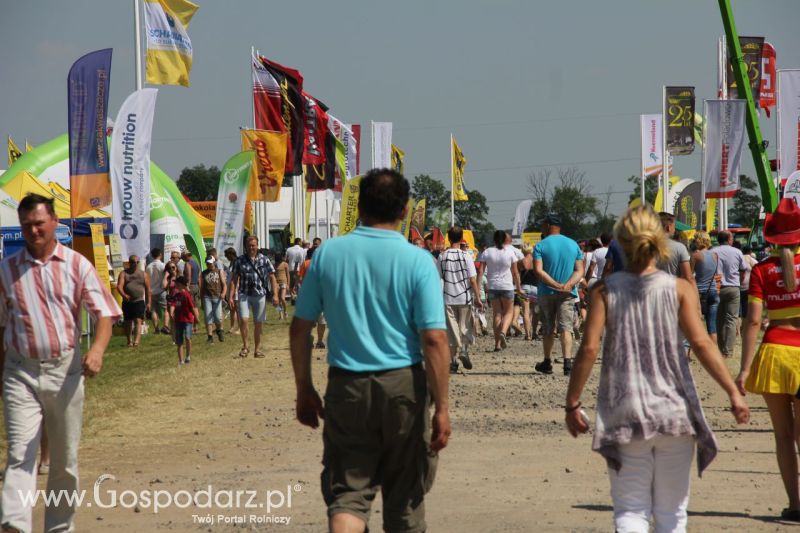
left=627, top=174, right=659, bottom=206
left=177, top=164, right=221, bottom=201
left=410, top=174, right=494, bottom=239
left=730, top=174, right=761, bottom=228
left=525, top=167, right=601, bottom=239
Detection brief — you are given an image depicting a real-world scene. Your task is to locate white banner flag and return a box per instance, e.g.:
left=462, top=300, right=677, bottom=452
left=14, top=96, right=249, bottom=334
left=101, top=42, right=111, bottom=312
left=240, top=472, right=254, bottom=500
left=110, top=88, right=158, bottom=260
left=640, top=114, right=664, bottom=178
left=213, top=151, right=252, bottom=255
left=511, top=199, right=533, bottom=237
left=783, top=171, right=800, bottom=204
left=778, top=70, right=800, bottom=179
left=702, top=99, right=746, bottom=199
left=372, top=121, right=392, bottom=169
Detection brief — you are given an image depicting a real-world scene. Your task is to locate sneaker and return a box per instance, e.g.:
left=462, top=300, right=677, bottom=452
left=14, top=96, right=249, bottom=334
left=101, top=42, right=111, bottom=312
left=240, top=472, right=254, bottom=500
left=499, top=333, right=508, bottom=349
left=534, top=359, right=553, bottom=374
left=449, top=361, right=459, bottom=374
left=216, top=329, right=225, bottom=342
left=161, top=326, right=171, bottom=335
left=563, top=359, right=573, bottom=376
left=184, top=356, right=191, bottom=364
left=206, top=335, right=214, bottom=344
left=458, top=353, right=473, bottom=370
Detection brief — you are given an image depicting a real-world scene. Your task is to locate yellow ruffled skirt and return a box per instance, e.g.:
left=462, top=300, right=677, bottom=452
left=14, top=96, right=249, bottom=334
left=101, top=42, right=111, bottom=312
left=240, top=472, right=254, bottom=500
left=746, top=342, right=800, bottom=395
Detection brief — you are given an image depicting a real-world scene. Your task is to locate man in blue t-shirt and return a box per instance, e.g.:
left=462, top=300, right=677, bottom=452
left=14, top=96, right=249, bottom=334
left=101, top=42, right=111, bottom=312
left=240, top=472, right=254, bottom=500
left=290, top=168, right=451, bottom=533
left=532, top=213, right=584, bottom=376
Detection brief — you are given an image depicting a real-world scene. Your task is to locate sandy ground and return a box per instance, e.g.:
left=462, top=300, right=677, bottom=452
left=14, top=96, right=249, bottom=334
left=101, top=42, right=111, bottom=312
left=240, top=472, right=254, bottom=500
left=18, top=325, right=800, bottom=532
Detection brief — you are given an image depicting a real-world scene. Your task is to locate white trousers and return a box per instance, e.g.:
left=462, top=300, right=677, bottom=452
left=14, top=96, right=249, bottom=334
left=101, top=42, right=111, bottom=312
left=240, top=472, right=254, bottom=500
left=1, top=350, right=84, bottom=533
left=608, top=435, right=695, bottom=533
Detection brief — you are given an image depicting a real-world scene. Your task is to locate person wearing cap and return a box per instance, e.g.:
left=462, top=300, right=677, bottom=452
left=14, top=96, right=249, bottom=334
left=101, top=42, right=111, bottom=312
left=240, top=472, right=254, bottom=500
left=737, top=198, right=800, bottom=522
left=117, top=254, right=152, bottom=348
left=533, top=213, right=584, bottom=376
left=199, top=255, right=227, bottom=344
left=711, top=230, right=749, bottom=358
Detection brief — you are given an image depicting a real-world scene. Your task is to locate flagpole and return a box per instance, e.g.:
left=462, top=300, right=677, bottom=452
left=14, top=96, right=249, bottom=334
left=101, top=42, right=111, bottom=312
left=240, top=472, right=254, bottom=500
left=701, top=99, right=708, bottom=230
left=639, top=117, right=645, bottom=204
left=134, top=0, right=143, bottom=90
left=720, top=37, right=728, bottom=230
left=450, top=134, right=455, bottom=226
left=371, top=121, right=375, bottom=169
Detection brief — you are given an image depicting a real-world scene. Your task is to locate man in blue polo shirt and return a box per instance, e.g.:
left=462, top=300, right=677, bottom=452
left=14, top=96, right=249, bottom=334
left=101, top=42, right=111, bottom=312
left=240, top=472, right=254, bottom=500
left=290, top=168, right=451, bottom=533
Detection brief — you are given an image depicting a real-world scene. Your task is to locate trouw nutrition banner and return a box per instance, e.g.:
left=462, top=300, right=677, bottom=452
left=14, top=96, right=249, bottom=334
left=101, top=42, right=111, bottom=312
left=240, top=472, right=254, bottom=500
left=68, top=48, right=112, bottom=218
left=214, top=151, right=252, bottom=255
left=640, top=114, right=665, bottom=178
left=727, top=36, right=764, bottom=101
left=110, top=88, right=158, bottom=260
left=664, top=86, right=695, bottom=156
left=702, top=99, right=746, bottom=199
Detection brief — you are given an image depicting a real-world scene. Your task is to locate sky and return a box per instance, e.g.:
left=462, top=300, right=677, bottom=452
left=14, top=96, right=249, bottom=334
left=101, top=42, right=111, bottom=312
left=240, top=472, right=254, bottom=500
left=2, top=0, right=800, bottom=228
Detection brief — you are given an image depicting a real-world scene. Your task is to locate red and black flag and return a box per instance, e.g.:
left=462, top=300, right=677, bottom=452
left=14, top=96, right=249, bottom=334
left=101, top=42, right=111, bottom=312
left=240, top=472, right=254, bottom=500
left=258, top=55, right=305, bottom=177
left=304, top=95, right=336, bottom=191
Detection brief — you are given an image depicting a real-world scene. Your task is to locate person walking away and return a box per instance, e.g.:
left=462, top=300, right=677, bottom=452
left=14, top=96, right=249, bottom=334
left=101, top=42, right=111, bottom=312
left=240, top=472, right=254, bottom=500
left=172, top=276, right=200, bottom=364
left=183, top=251, right=201, bottom=305
left=736, top=198, right=800, bottom=522
left=690, top=231, right=719, bottom=345
left=533, top=214, right=585, bottom=376
left=289, top=168, right=450, bottom=533
left=586, top=233, right=611, bottom=287
left=518, top=244, right=538, bottom=341
left=740, top=245, right=758, bottom=322
left=298, top=248, right=328, bottom=348
left=439, top=226, right=483, bottom=373
left=712, top=230, right=748, bottom=358
left=477, top=230, right=522, bottom=351
left=565, top=205, right=749, bottom=533
left=223, top=247, right=240, bottom=334
left=286, top=238, right=305, bottom=302
left=228, top=236, right=279, bottom=358
left=117, top=254, right=151, bottom=347
left=273, top=253, right=290, bottom=320
left=602, top=239, right=625, bottom=278
left=199, top=256, right=226, bottom=344
left=0, top=193, right=121, bottom=533
left=657, top=212, right=697, bottom=290
left=146, top=248, right=167, bottom=334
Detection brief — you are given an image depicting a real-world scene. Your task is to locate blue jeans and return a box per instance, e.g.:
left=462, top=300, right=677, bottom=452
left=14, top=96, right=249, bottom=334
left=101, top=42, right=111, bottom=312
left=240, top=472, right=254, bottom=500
left=699, top=287, right=719, bottom=335
left=203, top=297, right=223, bottom=325
left=238, top=294, right=267, bottom=323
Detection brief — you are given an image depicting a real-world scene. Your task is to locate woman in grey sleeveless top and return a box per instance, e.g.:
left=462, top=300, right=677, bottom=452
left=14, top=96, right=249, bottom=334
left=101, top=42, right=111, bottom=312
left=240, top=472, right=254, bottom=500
left=564, top=206, right=749, bottom=533
left=690, top=231, right=719, bottom=343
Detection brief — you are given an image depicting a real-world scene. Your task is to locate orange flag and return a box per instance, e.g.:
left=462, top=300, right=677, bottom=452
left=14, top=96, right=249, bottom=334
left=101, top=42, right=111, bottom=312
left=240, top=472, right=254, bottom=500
left=240, top=129, right=288, bottom=202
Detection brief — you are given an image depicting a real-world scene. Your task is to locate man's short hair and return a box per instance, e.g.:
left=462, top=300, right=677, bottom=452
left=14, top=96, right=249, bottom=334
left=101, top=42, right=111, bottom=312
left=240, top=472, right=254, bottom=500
left=294, top=238, right=302, bottom=245
left=245, top=235, right=259, bottom=246
left=600, top=233, right=612, bottom=246
left=447, top=225, right=464, bottom=244
left=718, top=230, right=732, bottom=244
left=18, top=193, right=56, bottom=217
left=150, top=247, right=162, bottom=259
left=358, top=168, right=410, bottom=223
left=205, top=247, right=216, bottom=256
left=313, top=237, right=321, bottom=244
left=224, top=247, right=237, bottom=258
left=658, top=212, right=675, bottom=223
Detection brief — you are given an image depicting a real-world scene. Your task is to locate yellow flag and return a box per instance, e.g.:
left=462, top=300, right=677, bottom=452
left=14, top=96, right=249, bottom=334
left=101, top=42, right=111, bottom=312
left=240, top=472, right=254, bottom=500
left=7, top=136, right=22, bottom=167
left=391, top=144, right=405, bottom=174
left=411, top=198, right=426, bottom=231
left=144, top=0, right=199, bottom=87
left=338, top=176, right=362, bottom=236
left=452, top=136, right=468, bottom=201
left=25, top=139, right=33, bottom=152
left=240, top=129, right=288, bottom=202
left=396, top=198, right=414, bottom=239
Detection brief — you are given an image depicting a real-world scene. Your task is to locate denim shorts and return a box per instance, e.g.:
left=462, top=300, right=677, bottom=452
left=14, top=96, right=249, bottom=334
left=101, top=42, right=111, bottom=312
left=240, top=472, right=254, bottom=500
left=203, top=297, right=223, bottom=325
left=238, top=294, right=267, bottom=323
left=521, top=284, right=538, bottom=302
left=488, top=289, right=515, bottom=301
left=175, top=322, right=193, bottom=346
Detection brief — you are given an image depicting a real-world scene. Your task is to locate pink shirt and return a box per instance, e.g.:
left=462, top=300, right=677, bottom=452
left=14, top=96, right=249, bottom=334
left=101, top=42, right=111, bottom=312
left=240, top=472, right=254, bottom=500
left=0, top=243, right=121, bottom=359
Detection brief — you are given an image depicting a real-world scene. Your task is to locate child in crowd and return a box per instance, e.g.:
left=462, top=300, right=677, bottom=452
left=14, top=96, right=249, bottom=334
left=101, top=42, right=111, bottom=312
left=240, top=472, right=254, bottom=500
left=273, top=253, right=290, bottom=320
left=172, top=276, right=200, bottom=365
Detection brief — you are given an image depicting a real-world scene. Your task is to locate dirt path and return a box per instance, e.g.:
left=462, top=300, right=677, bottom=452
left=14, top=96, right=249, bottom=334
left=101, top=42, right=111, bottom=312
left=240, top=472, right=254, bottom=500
left=23, top=328, right=800, bottom=531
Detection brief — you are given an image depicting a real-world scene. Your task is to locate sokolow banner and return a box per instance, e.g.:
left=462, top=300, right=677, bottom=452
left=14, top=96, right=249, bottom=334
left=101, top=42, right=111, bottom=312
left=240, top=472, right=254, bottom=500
left=778, top=70, right=800, bottom=179
left=110, top=88, right=158, bottom=259
left=372, top=121, right=392, bottom=168
left=68, top=48, right=112, bottom=218
left=664, top=86, right=695, bottom=156
left=213, top=151, right=252, bottom=255
left=702, top=100, right=746, bottom=199
left=640, top=114, right=664, bottom=178
left=511, top=199, right=532, bottom=237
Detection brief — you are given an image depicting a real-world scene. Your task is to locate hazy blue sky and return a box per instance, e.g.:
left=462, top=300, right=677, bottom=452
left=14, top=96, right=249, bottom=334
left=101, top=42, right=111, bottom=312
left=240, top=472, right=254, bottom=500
left=2, top=1, right=799, bottom=227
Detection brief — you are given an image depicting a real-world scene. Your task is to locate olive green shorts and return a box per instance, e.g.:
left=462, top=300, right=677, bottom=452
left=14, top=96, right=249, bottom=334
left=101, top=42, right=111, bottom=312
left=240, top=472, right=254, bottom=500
left=321, top=363, right=437, bottom=532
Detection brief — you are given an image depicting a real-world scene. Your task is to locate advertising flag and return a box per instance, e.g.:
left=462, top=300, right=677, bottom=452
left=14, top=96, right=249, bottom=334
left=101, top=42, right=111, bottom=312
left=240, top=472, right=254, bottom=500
left=640, top=114, right=666, bottom=178
left=727, top=36, right=764, bottom=101
left=664, top=86, right=695, bottom=156
left=411, top=198, right=426, bottom=231
left=778, top=70, right=800, bottom=179
left=252, top=51, right=283, bottom=135
left=702, top=99, right=747, bottom=199
left=110, top=88, right=158, bottom=260
left=396, top=198, right=414, bottom=239
left=240, top=129, right=288, bottom=202
left=7, top=136, right=21, bottom=167
left=784, top=171, right=800, bottom=205
left=328, top=116, right=356, bottom=190
left=760, top=43, right=777, bottom=117
left=149, top=174, right=187, bottom=256
left=391, top=144, right=405, bottom=174
left=372, top=122, right=392, bottom=168
left=68, top=48, right=112, bottom=218
left=144, top=0, right=198, bottom=87
left=338, top=175, right=361, bottom=235
left=259, top=55, right=305, bottom=176
left=512, top=199, right=533, bottom=237
left=213, top=151, right=252, bottom=255
left=452, top=136, right=469, bottom=201
left=302, top=93, right=328, bottom=166
left=351, top=124, right=362, bottom=175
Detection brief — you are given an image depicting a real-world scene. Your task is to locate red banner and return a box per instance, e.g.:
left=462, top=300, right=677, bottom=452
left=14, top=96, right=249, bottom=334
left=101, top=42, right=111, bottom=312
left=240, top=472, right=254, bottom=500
left=302, top=92, right=328, bottom=166
left=251, top=52, right=283, bottom=133
left=259, top=55, right=305, bottom=177
left=760, top=42, right=777, bottom=117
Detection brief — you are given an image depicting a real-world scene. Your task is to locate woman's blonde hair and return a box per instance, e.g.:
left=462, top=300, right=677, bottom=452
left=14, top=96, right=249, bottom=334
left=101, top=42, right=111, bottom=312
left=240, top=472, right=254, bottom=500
left=521, top=244, right=533, bottom=255
left=614, top=206, right=671, bottom=272
left=692, top=231, right=712, bottom=251
left=779, top=246, right=798, bottom=292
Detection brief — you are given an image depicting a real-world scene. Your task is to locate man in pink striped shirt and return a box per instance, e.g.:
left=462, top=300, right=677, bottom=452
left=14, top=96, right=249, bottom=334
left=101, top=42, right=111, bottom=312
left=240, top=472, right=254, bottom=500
left=0, top=194, right=121, bottom=533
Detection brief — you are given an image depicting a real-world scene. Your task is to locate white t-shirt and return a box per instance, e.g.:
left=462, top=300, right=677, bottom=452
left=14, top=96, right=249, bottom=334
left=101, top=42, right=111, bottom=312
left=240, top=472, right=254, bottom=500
left=506, top=244, right=524, bottom=261
left=583, top=252, right=593, bottom=276
left=591, top=247, right=609, bottom=280
left=438, top=248, right=477, bottom=306
left=146, top=259, right=166, bottom=295
left=478, top=247, right=517, bottom=291
left=286, top=245, right=306, bottom=272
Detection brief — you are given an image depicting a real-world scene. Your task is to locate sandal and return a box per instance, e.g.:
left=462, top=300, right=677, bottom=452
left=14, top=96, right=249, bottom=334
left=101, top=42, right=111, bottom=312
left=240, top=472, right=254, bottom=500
left=238, top=348, right=249, bottom=358
left=254, top=350, right=266, bottom=359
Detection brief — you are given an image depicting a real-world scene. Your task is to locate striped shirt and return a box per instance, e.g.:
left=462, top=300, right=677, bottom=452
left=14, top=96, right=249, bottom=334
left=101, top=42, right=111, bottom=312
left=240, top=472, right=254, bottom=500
left=0, top=243, right=121, bottom=359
